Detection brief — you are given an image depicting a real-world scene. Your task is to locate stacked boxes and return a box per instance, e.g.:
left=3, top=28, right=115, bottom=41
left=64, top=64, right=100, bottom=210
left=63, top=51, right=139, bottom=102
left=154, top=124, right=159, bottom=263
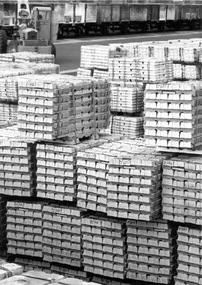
left=107, top=150, right=164, bottom=220
left=0, top=139, right=36, bottom=197
left=42, top=205, right=81, bottom=267
left=0, top=104, right=17, bottom=124
left=110, top=83, right=144, bottom=113
left=92, top=78, right=110, bottom=130
left=77, top=68, right=92, bottom=79
left=15, top=256, right=50, bottom=272
left=126, top=220, right=177, bottom=284
left=111, top=116, right=144, bottom=137
left=18, top=75, right=110, bottom=140
left=80, top=46, right=109, bottom=70
left=82, top=216, right=126, bottom=279
left=175, top=226, right=202, bottom=285
left=0, top=76, right=18, bottom=125
left=145, top=81, right=202, bottom=149
left=6, top=201, right=42, bottom=257
left=139, top=58, right=173, bottom=83
left=36, top=143, right=77, bottom=201
left=0, top=52, right=54, bottom=64
left=17, top=74, right=75, bottom=140
left=76, top=144, right=109, bottom=213
left=162, top=156, right=202, bottom=225
left=109, top=57, right=141, bottom=82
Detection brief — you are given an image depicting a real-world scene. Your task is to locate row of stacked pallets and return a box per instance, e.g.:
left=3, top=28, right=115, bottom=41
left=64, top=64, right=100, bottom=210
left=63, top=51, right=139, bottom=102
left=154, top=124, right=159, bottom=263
left=0, top=45, right=201, bottom=285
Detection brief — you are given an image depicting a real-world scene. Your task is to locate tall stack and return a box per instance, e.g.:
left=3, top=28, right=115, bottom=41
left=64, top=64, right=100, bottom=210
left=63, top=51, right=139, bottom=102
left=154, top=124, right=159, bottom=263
left=162, top=155, right=202, bottom=226
left=82, top=216, right=126, bottom=279
left=110, top=82, right=144, bottom=113
left=108, top=56, right=144, bottom=137
left=107, top=151, right=164, bottom=220
left=17, top=75, right=110, bottom=141
left=6, top=201, right=42, bottom=257
left=0, top=76, right=21, bottom=125
left=175, top=226, right=202, bottom=285
left=144, top=81, right=202, bottom=149
left=36, top=143, right=78, bottom=201
left=0, top=139, right=36, bottom=197
left=126, top=220, right=178, bottom=284
left=42, top=205, right=81, bottom=267
left=76, top=144, right=110, bottom=213
left=79, top=45, right=109, bottom=78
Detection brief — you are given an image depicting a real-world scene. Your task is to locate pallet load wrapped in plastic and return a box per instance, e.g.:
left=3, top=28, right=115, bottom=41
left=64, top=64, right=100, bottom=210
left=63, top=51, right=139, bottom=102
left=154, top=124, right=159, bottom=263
left=175, top=227, right=202, bottom=285
left=6, top=201, right=42, bottom=257
left=82, top=216, right=126, bottom=279
left=145, top=81, right=202, bottom=149
left=17, top=74, right=110, bottom=141
left=126, top=220, right=178, bottom=284
left=42, top=205, right=81, bottom=267
left=162, top=155, right=202, bottom=225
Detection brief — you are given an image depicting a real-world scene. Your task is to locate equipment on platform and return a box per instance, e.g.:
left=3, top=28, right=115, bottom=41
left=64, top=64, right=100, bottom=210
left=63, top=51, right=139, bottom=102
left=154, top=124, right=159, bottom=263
left=0, top=0, right=56, bottom=57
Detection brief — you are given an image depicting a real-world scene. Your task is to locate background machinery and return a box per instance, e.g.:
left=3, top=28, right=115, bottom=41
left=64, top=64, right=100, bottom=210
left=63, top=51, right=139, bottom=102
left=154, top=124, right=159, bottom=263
left=0, top=0, right=57, bottom=56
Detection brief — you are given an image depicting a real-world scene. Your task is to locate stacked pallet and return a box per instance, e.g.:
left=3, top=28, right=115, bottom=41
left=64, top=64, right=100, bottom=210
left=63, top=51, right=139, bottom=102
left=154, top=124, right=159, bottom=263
left=175, top=226, right=202, bottom=285
left=42, top=205, right=81, bottom=267
left=110, top=82, right=144, bottom=113
left=107, top=150, right=164, bottom=220
left=0, top=77, right=19, bottom=102
left=0, top=103, right=17, bottom=124
left=36, top=143, right=78, bottom=201
left=126, top=220, right=177, bottom=284
left=82, top=216, right=126, bottom=279
left=0, top=63, right=59, bottom=126
left=144, top=81, right=202, bottom=149
left=0, top=262, right=23, bottom=281
left=77, top=68, right=109, bottom=80
left=139, top=58, right=173, bottom=83
left=111, top=116, right=144, bottom=137
left=108, top=57, right=141, bottom=82
left=0, top=52, right=55, bottom=64
left=76, top=144, right=110, bottom=213
left=77, top=138, right=162, bottom=216
left=162, top=155, right=202, bottom=225
left=0, top=198, right=6, bottom=254
left=77, top=68, right=92, bottom=79
left=0, top=76, right=18, bottom=124
left=80, top=45, right=109, bottom=70
left=15, top=256, right=50, bottom=272
left=0, top=139, right=36, bottom=197
left=6, top=201, right=43, bottom=257
left=0, top=270, right=64, bottom=285
left=17, top=75, right=110, bottom=141
left=93, top=78, right=111, bottom=130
